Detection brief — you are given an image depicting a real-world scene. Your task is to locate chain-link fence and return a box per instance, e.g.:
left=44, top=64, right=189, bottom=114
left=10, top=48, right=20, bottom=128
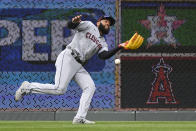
left=0, top=0, right=116, bottom=111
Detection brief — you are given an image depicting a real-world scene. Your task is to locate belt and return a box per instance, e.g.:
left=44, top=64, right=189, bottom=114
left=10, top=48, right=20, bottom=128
left=67, top=46, right=86, bottom=66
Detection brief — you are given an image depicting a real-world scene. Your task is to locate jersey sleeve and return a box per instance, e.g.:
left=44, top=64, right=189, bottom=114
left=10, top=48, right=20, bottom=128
left=98, top=42, right=108, bottom=54
left=75, top=21, right=92, bottom=31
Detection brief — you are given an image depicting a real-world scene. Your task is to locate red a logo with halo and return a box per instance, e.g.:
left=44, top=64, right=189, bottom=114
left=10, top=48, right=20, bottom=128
left=146, top=58, right=177, bottom=104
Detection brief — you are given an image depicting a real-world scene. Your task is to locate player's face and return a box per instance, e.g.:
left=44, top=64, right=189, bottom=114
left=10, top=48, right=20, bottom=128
left=98, top=19, right=111, bottom=35
left=101, top=19, right=110, bottom=29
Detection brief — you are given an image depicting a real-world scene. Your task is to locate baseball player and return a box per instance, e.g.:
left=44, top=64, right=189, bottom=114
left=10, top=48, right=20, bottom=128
left=15, top=15, right=143, bottom=124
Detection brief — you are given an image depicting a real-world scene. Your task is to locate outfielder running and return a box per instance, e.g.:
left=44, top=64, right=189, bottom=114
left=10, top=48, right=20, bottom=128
left=15, top=15, right=143, bottom=124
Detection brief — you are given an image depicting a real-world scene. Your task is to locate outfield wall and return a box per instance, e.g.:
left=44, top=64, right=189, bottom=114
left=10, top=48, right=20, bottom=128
left=1, top=111, right=196, bottom=121
left=1, top=0, right=196, bottom=113
left=117, top=0, right=196, bottom=110
left=0, top=0, right=116, bottom=111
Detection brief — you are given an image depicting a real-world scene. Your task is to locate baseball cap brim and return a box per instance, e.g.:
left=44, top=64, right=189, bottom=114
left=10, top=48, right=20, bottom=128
left=98, top=16, right=115, bottom=26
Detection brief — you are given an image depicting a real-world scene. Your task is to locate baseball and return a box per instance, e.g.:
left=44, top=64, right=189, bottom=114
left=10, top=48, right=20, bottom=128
left=115, top=59, right=121, bottom=64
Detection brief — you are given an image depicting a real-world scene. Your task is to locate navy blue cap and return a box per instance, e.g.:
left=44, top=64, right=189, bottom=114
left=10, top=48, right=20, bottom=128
left=98, top=16, right=115, bottom=26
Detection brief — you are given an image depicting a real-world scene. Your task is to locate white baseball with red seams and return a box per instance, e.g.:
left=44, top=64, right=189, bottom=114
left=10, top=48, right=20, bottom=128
left=19, top=21, right=108, bottom=120
left=115, top=59, right=120, bottom=64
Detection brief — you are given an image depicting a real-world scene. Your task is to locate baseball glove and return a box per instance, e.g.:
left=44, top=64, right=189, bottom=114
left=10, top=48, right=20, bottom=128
left=119, top=33, right=144, bottom=50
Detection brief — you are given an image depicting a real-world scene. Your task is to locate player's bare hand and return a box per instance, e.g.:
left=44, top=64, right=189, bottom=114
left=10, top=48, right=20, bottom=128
left=119, top=41, right=129, bottom=48
left=72, top=15, right=82, bottom=23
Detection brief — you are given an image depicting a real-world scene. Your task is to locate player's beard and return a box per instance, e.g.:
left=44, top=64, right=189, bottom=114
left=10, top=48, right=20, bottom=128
left=98, top=23, right=110, bottom=35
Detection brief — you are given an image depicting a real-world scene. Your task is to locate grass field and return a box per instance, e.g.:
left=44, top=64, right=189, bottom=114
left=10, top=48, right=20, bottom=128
left=0, top=121, right=196, bottom=131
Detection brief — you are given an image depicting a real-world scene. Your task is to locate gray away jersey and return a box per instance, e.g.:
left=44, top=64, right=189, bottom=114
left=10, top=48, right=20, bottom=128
left=67, top=21, right=108, bottom=62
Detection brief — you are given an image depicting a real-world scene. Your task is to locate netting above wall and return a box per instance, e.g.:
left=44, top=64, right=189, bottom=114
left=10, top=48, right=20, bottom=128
left=0, top=0, right=116, bottom=111
left=116, top=1, right=196, bottom=110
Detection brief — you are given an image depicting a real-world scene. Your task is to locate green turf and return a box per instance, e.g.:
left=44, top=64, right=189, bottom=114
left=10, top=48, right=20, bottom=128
left=0, top=121, right=196, bottom=131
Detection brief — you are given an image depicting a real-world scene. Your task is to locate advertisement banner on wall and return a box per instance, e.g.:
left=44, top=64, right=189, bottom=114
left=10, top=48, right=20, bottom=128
left=0, top=0, right=116, bottom=111
left=0, top=8, right=106, bottom=72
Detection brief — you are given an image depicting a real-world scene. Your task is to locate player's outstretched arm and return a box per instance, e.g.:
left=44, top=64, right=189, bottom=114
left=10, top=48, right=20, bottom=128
left=68, top=15, right=82, bottom=29
left=98, top=46, right=123, bottom=60
left=98, top=33, right=144, bottom=60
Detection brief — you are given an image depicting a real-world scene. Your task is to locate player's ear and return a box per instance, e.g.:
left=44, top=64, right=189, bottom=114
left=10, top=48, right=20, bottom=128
left=97, top=21, right=100, bottom=26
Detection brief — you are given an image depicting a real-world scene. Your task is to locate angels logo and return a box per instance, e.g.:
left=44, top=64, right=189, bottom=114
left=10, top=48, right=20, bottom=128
left=140, top=4, right=185, bottom=49
left=146, top=58, right=177, bottom=104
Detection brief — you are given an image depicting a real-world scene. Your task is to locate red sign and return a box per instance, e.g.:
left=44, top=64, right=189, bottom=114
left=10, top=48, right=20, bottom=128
left=146, top=58, right=177, bottom=104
